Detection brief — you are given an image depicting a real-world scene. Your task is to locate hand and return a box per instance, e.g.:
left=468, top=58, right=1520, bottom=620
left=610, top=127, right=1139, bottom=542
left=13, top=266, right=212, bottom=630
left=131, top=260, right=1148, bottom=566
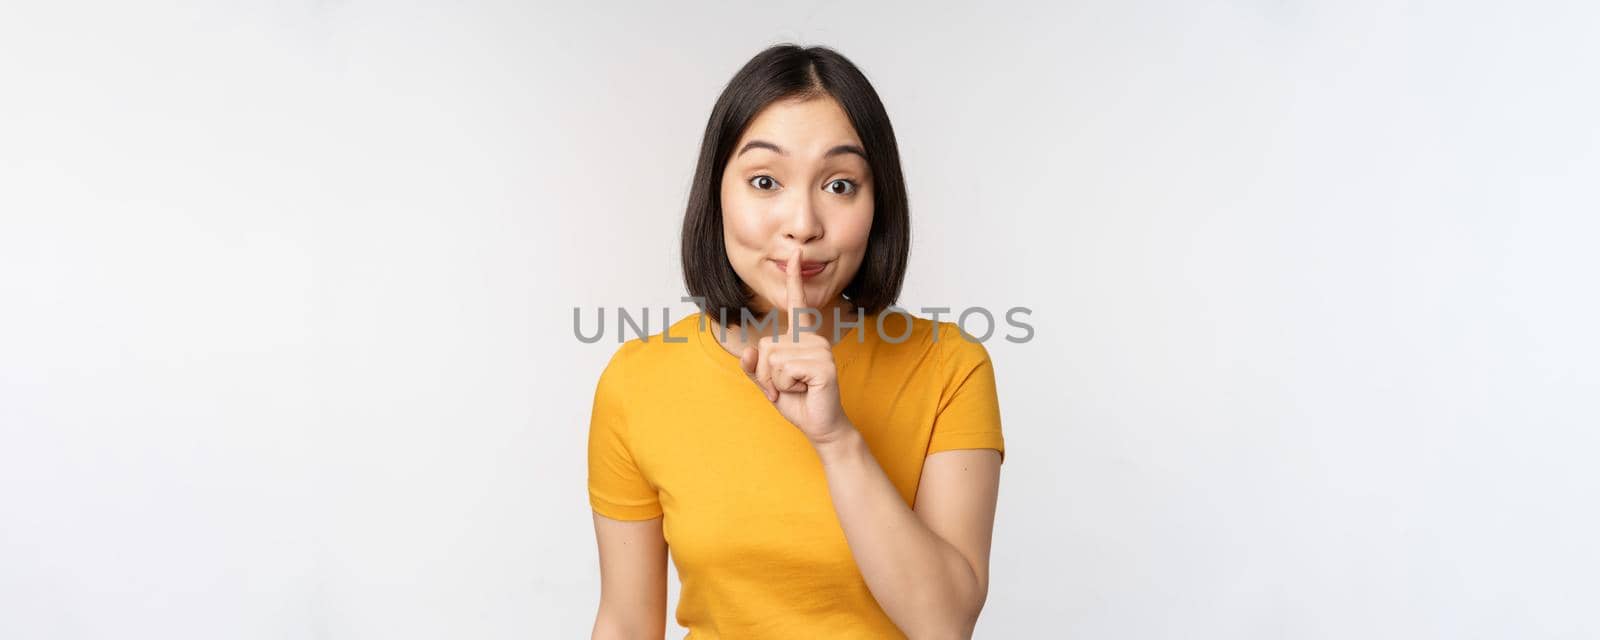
left=739, top=247, right=855, bottom=446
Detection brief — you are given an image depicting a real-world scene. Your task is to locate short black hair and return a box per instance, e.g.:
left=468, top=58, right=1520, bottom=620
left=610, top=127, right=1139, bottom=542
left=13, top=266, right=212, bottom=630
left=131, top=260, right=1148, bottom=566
left=680, top=43, right=910, bottom=325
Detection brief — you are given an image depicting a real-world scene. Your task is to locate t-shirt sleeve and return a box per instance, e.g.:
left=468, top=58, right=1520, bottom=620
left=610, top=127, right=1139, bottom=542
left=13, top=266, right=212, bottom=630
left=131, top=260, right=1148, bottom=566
left=927, top=323, right=1006, bottom=464
left=586, top=343, right=663, bottom=520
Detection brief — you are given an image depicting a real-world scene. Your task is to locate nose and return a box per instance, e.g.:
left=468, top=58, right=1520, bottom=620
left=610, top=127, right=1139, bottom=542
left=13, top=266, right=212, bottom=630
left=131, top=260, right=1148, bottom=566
left=782, top=190, right=824, bottom=244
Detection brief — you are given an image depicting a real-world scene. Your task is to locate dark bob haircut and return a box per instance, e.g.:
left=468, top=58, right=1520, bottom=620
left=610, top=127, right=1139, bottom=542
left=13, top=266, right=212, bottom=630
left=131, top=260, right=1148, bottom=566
left=680, top=44, right=910, bottom=325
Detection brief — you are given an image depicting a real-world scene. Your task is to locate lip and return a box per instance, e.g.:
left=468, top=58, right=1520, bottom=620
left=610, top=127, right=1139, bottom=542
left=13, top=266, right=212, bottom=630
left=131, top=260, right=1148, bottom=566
left=772, top=259, right=829, bottom=278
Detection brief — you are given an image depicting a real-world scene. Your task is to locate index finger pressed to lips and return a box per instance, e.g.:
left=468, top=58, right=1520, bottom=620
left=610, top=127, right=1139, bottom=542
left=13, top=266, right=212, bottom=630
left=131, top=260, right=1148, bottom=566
left=786, top=248, right=814, bottom=331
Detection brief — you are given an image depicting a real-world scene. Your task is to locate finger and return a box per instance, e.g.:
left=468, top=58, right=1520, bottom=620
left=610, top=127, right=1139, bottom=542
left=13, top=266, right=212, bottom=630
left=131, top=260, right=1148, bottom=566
left=775, top=359, right=811, bottom=393
left=739, top=345, right=759, bottom=379
left=781, top=363, right=804, bottom=393
left=768, top=350, right=790, bottom=395
left=755, top=340, right=776, bottom=402
left=773, top=361, right=789, bottom=393
left=786, top=247, right=814, bottom=333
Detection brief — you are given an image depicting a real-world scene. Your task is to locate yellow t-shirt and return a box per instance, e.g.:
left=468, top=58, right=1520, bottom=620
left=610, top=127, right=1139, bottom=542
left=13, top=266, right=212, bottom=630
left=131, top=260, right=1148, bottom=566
left=587, top=309, right=1005, bottom=638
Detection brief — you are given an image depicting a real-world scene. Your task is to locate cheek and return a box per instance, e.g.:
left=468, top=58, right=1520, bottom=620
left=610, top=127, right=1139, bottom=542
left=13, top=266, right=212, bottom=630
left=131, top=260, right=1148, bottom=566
left=720, top=190, right=770, bottom=253
left=835, top=199, right=874, bottom=259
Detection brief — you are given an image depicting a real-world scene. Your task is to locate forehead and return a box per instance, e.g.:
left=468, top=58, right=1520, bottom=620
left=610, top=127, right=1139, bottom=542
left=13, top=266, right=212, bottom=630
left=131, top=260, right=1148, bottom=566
left=734, top=95, right=863, bottom=154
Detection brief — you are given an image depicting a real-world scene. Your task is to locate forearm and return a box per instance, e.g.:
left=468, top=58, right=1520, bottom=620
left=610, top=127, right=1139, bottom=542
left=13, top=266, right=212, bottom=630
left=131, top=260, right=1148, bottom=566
left=591, top=605, right=664, bottom=640
left=813, top=426, right=985, bottom=639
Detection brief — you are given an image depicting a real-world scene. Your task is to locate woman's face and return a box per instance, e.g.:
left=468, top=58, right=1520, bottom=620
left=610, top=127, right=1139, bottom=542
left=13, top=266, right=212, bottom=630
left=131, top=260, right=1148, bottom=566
left=720, top=95, right=874, bottom=316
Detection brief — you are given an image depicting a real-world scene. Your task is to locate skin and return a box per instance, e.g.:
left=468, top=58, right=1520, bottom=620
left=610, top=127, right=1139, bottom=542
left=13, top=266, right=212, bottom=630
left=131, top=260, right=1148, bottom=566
left=592, top=95, right=1003, bottom=639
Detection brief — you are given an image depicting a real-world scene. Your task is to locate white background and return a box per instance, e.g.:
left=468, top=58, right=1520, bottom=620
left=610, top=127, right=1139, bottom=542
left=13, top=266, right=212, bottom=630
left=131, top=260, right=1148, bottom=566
left=3, top=1, right=1597, bottom=638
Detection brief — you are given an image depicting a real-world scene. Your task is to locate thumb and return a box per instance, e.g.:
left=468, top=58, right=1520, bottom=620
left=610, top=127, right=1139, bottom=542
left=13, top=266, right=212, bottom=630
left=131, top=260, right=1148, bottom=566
left=739, top=345, right=775, bottom=402
left=739, top=345, right=759, bottom=378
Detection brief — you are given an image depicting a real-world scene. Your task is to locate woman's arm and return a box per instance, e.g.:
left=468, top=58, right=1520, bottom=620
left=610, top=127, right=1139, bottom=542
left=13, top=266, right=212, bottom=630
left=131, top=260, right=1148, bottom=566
left=745, top=257, right=1003, bottom=637
left=590, top=513, right=668, bottom=640
left=815, top=429, right=1003, bottom=640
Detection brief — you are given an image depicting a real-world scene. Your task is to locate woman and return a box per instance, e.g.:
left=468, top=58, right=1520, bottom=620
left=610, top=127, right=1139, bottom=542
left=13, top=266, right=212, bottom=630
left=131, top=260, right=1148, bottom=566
left=588, top=44, right=1005, bottom=639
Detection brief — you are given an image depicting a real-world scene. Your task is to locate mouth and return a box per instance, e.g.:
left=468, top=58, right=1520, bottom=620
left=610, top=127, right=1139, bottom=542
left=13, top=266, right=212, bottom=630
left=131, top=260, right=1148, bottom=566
left=771, top=258, right=829, bottom=278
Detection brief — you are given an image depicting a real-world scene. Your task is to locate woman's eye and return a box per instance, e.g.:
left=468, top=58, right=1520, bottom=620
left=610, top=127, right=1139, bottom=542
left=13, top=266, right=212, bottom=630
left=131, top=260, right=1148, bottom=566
left=749, top=175, right=779, bottom=191
left=825, top=179, right=857, bottom=195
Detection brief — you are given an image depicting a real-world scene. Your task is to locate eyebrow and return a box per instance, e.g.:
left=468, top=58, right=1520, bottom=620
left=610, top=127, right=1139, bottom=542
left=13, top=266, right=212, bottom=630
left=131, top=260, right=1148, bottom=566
left=735, top=139, right=868, bottom=161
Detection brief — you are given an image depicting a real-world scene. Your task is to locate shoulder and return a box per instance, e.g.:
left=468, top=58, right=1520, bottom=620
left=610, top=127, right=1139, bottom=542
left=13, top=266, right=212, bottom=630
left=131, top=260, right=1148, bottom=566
left=927, top=320, right=997, bottom=397
left=864, top=307, right=941, bottom=348
left=871, top=308, right=990, bottom=360
left=933, top=320, right=994, bottom=369
left=595, top=311, right=703, bottom=383
left=864, top=309, right=994, bottom=377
